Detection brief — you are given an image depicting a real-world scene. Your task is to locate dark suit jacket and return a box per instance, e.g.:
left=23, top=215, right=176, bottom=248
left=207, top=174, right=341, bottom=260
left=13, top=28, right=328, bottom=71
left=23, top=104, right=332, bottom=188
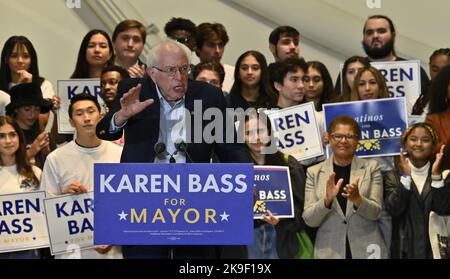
left=96, top=76, right=251, bottom=259
left=97, top=76, right=251, bottom=164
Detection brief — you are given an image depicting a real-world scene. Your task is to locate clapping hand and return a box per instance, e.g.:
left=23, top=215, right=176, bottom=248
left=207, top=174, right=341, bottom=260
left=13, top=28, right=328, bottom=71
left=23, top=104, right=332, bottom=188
left=342, top=176, right=361, bottom=208
left=432, top=144, right=445, bottom=176
left=324, top=172, right=344, bottom=208
left=398, top=148, right=412, bottom=176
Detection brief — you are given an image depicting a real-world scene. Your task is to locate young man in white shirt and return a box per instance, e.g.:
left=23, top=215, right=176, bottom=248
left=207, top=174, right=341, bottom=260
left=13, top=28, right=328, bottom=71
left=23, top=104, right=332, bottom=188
left=40, top=93, right=123, bottom=259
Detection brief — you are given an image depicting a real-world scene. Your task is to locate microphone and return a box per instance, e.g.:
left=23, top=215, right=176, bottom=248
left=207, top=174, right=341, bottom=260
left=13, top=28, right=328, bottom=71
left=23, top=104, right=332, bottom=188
left=154, top=142, right=177, bottom=163
left=175, top=139, right=194, bottom=162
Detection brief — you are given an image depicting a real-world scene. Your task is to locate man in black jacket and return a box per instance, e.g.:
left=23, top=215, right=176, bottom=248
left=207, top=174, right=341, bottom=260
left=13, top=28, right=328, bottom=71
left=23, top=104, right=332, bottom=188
left=96, top=39, right=251, bottom=259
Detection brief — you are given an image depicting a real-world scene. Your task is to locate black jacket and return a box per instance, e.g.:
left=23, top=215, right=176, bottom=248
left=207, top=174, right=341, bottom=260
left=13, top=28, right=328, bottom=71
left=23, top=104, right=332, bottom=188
left=384, top=170, right=450, bottom=258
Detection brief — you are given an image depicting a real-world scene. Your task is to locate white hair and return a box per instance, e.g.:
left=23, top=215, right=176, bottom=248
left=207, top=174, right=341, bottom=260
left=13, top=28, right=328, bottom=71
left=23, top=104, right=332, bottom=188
left=147, top=39, right=192, bottom=67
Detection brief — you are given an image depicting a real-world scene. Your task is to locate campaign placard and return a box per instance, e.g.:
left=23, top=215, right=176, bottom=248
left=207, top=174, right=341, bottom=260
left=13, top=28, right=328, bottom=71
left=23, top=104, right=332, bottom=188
left=253, top=166, right=294, bottom=219
left=43, top=192, right=94, bottom=255
left=0, top=191, right=49, bottom=253
left=323, top=98, right=407, bottom=158
left=94, top=163, right=254, bottom=245
left=371, top=60, right=421, bottom=103
left=339, top=60, right=421, bottom=114
left=265, top=102, right=324, bottom=161
left=57, top=79, right=104, bottom=134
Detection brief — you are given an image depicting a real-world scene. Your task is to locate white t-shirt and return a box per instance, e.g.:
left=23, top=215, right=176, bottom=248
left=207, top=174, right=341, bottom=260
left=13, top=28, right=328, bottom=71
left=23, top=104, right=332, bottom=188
left=0, top=90, right=10, bottom=116
left=0, top=165, right=41, bottom=195
left=40, top=140, right=123, bottom=259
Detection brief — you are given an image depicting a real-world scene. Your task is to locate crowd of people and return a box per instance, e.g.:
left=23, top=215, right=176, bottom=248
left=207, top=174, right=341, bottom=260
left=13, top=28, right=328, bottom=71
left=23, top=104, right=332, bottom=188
left=1, top=14, right=450, bottom=259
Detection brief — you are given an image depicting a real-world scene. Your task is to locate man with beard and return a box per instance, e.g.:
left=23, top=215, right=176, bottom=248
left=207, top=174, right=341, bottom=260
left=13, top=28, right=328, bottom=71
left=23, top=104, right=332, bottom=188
left=335, top=15, right=429, bottom=94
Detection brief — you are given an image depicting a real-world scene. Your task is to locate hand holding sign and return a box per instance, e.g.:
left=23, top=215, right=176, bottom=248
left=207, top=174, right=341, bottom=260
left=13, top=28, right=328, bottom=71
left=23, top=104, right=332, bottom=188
left=94, top=245, right=112, bottom=254
left=114, top=83, right=154, bottom=127
left=62, top=180, right=88, bottom=194
left=262, top=210, right=280, bottom=226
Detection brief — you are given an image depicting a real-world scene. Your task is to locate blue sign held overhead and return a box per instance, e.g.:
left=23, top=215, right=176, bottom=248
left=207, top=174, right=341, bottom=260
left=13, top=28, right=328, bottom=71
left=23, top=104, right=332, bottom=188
left=94, top=163, right=254, bottom=245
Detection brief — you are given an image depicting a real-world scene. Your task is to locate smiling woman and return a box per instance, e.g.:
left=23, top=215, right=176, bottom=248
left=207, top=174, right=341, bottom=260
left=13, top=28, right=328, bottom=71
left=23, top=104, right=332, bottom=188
left=384, top=122, right=450, bottom=258
left=302, top=115, right=389, bottom=259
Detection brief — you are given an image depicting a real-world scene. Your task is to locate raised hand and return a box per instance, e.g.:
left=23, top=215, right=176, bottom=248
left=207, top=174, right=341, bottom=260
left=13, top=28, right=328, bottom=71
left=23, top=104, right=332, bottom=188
left=50, top=95, right=61, bottom=111
left=342, top=176, right=361, bottom=208
left=114, top=83, right=154, bottom=126
left=27, top=131, right=50, bottom=158
left=398, top=147, right=412, bottom=176
left=324, top=172, right=344, bottom=208
left=432, top=144, right=446, bottom=176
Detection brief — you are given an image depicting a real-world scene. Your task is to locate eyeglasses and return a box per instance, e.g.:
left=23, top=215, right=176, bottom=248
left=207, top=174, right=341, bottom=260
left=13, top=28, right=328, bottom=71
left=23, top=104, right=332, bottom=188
left=152, top=65, right=190, bottom=76
left=330, top=133, right=358, bottom=141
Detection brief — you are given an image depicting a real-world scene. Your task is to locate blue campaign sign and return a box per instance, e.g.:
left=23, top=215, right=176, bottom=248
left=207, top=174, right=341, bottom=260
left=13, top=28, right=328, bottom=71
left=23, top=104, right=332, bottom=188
left=323, top=98, right=407, bottom=157
left=253, top=166, right=294, bottom=219
left=94, top=163, right=254, bottom=245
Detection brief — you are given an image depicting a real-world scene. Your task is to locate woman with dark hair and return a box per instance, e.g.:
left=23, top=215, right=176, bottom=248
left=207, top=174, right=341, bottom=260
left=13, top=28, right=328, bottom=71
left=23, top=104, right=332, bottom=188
left=0, top=115, right=42, bottom=258
left=303, top=115, right=388, bottom=259
left=412, top=48, right=450, bottom=116
left=70, top=29, right=114, bottom=78
left=426, top=65, right=450, bottom=170
left=6, top=83, right=54, bottom=169
left=304, top=61, right=335, bottom=111
left=0, top=36, right=58, bottom=128
left=333, top=56, right=370, bottom=103
left=243, top=113, right=311, bottom=259
left=227, top=50, right=277, bottom=110
left=384, top=123, right=450, bottom=258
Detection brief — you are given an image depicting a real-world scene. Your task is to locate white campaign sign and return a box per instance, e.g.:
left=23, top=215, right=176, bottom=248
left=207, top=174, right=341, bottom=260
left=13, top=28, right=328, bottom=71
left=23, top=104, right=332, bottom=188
left=57, top=79, right=104, bottom=134
left=0, top=191, right=49, bottom=253
left=43, top=192, right=94, bottom=255
left=371, top=60, right=421, bottom=107
left=265, top=102, right=324, bottom=161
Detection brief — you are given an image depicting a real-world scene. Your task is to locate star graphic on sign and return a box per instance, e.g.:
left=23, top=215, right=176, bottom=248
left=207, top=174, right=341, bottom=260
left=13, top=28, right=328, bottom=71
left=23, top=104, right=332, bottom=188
left=220, top=211, right=230, bottom=221
left=118, top=210, right=128, bottom=221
